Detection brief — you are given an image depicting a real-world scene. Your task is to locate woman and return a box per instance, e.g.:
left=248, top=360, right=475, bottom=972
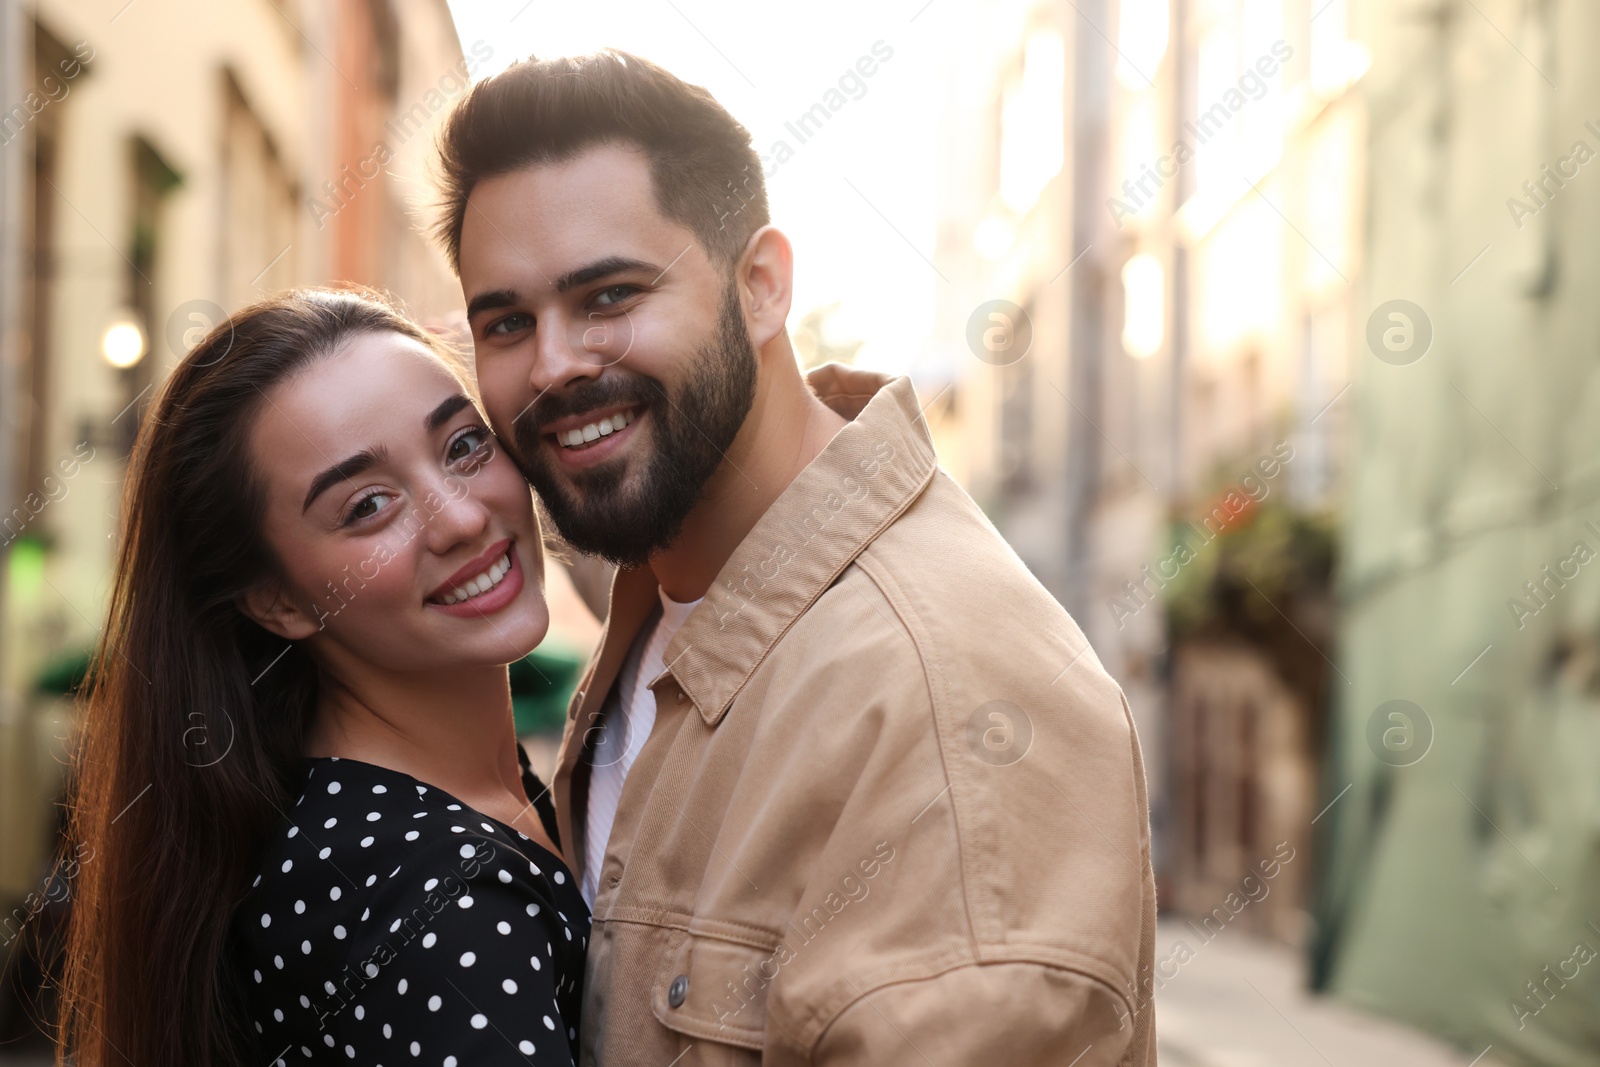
left=56, top=289, right=587, bottom=1066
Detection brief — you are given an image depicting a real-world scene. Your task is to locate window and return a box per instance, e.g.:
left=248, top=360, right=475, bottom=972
left=218, top=70, right=297, bottom=311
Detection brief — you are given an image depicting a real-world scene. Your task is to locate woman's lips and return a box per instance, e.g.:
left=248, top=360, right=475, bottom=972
left=425, top=543, right=525, bottom=619
left=427, top=537, right=514, bottom=601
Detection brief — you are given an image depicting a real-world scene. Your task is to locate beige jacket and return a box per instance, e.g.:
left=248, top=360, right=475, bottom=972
left=553, top=366, right=1157, bottom=1066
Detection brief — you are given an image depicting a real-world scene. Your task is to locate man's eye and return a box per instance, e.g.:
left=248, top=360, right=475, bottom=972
left=593, top=285, right=638, bottom=307
left=487, top=312, right=533, bottom=336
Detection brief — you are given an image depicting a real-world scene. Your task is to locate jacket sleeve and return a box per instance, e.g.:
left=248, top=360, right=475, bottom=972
left=751, top=560, right=1157, bottom=1067
left=805, top=960, right=1147, bottom=1067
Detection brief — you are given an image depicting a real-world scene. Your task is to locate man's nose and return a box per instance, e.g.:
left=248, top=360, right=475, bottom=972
left=528, top=311, right=607, bottom=398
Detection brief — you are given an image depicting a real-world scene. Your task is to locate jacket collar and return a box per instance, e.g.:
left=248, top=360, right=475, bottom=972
left=664, top=364, right=938, bottom=726
left=563, top=365, right=939, bottom=734
left=553, top=366, right=938, bottom=864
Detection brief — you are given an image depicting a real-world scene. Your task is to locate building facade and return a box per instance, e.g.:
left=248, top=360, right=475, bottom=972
left=935, top=0, right=1366, bottom=944
left=0, top=0, right=468, bottom=990
left=1318, top=0, right=1600, bottom=1062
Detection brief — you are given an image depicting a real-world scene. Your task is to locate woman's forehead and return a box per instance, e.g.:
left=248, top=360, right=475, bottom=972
left=251, top=333, right=471, bottom=491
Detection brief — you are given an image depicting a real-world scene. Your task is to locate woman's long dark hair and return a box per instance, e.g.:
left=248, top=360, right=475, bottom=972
left=56, top=288, right=462, bottom=1066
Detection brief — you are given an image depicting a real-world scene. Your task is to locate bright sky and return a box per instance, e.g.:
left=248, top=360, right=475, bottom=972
left=444, top=0, right=952, bottom=379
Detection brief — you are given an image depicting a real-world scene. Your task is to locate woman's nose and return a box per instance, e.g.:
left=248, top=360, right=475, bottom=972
left=422, top=477, right=492, bottom=554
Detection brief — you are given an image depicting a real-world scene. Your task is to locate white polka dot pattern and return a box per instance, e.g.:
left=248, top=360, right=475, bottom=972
left=234, top=754, right=588, bottom=1065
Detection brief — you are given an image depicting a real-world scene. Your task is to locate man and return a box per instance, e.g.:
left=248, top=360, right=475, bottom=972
left=437, top=50, right=1157, bottom=1066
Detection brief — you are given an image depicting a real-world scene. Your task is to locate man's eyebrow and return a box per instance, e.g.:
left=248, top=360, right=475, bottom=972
left=302, top=446, right=387, bottom=514
left=552, top=256, right=659, bottom=294
left=465, top=289, right=519, bottom=320
left=426, top=393, right=474, bottom=432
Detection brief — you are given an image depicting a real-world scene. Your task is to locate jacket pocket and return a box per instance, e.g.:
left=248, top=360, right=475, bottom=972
left=651, top=927, right=777, bottom=1051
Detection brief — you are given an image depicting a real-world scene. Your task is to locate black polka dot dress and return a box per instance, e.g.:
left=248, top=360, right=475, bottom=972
left=232, top=749, right=588, bottom=1066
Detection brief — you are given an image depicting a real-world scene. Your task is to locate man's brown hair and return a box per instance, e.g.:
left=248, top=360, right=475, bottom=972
left=434, top=50, right=769, bottom=273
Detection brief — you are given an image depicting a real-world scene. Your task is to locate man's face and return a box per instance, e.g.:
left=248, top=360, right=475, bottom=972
left=458, top=143, right=757, bottom=567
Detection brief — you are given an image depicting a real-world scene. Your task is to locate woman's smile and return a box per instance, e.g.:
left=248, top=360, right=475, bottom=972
left=425, top=537, right=527, bottom=617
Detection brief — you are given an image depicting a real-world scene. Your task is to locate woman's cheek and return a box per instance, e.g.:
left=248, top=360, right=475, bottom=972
left=466, top=451, right=538, bottom=530
left=454, top=456, right=543, bottom=596
left=356, top=534, right=422, bottom=609
left=315, top=534, right=420, bottom=632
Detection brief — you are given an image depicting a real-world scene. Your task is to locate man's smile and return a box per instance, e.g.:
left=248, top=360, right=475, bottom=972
left=542, top=404, right=647, bottom=470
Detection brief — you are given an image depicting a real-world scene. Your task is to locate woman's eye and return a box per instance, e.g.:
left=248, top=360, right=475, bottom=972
left=487, top=312, right=533, bottom=336
left=448, top=429, right=491, bottom=465
left=592, top=285, right=638, bottom=307
left=344, top=491, right=392, bottom=525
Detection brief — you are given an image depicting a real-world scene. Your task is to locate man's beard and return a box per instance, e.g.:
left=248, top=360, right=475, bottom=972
left=510, top=282, right=758, bottom=568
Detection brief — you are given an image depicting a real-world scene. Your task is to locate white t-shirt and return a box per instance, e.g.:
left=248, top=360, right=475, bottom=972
left=581, top=587, right=701, bottom=906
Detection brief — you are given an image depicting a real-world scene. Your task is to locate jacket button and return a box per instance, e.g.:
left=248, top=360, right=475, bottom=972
left=668, top=974, right=689, bottom=1008
left=608, top=872, right=621, bottom=889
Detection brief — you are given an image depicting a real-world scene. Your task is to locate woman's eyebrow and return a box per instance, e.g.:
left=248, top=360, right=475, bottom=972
left=426, top=393, right=474, bottom=432
left=302, top=446, right=388, bottom=514
left=301, top=396, right=473, bottom=514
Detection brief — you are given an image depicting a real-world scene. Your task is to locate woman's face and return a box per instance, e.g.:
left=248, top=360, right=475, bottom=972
left=245, top=330, right=548, bottom=674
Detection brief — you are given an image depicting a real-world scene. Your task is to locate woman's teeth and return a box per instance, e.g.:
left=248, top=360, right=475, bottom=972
left=436, top=549, right=513, bottom=606
left=558, top=408, right=635, bottom=449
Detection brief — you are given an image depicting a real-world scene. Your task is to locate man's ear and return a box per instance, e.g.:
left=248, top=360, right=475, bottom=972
left=237, top=578, right=322, bottom=641
left=737, top=225, right=795, bottom=351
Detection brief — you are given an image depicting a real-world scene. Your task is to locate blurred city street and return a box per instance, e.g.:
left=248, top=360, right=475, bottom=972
left=1154, top=920, right=1504, bottom=1067
left=3, top=0, right=1600, bottom=1062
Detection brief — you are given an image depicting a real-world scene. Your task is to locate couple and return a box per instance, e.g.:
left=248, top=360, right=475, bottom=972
left=57, top=51, right=1156, bottom=1067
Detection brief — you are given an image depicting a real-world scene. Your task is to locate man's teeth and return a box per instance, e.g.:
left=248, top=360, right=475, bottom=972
left=437, top=549, right=513, bottom=606
left=558, top=409, right=635, bottom=449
